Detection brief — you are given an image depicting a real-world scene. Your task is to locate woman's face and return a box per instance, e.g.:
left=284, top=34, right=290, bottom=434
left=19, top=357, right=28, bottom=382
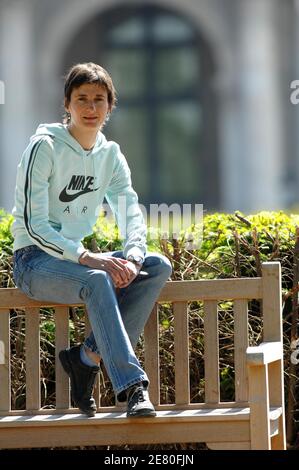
left=65, top=83, right=110, bottom=131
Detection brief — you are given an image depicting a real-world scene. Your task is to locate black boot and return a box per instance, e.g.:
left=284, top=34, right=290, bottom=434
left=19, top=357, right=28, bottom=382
left=59, top=345, right=99, bottom=417
left=126, top=382, right=156, bottom=418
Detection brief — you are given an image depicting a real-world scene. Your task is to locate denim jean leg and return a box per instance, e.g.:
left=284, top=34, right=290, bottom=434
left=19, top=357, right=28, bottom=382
left=85, top=251, right=172, bottom=349
left=87, top=251, right=172, bottom=403
left=13, top=247, right=148, bottom=395
left=115, top=252, right=172, bottom=348
left=79, top=270, right=149, bottom=394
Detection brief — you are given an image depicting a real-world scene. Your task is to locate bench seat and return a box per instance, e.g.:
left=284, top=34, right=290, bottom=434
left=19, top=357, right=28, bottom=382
left=0, top=407, right=283, bottom=449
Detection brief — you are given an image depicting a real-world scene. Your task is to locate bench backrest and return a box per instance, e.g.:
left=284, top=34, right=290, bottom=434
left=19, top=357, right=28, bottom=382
left=0, top=262, right=282, bottom=415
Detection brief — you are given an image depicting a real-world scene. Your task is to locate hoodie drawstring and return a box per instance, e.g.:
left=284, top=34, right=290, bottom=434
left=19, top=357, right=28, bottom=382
left=83, top=153, right=87, bottom=183
left=93, top=156, right=95, bottom=191
left=83, top=151, right=96, bottom=196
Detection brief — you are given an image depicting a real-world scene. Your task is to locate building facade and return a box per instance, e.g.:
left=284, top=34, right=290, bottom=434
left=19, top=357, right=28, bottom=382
left=0, top=0, right=298, bottom=213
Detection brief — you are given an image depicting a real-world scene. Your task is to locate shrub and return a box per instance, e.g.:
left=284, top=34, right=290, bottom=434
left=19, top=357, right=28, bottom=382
left=1, top=209, right=299, bottom=446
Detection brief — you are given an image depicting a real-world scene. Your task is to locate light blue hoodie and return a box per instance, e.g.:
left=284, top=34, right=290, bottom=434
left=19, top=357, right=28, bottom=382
left=12, top=123, right=146, bottom=263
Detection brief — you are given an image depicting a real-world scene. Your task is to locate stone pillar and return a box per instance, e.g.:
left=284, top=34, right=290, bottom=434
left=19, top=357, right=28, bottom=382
left=0, top=1, right=33, bottom=212
left=292, top=0, right=299, bottom=207
left=234, top=0, right=284, bottom=211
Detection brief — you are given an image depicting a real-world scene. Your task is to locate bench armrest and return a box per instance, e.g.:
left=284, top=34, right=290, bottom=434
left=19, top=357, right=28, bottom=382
left=246, top=341, right=283, bottom=366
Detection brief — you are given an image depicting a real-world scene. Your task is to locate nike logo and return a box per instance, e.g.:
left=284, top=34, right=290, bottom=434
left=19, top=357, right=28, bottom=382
left=59, top=186, right=100, bottom=202
left=59, top=175, right=100, bottom=202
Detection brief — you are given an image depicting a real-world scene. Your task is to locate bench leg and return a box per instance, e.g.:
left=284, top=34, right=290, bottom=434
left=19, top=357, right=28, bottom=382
left=248, top=365, right=271, bottom=449
left=268, top=360, right=286, bottom=450
left=271, top=415, right=286, bottom=450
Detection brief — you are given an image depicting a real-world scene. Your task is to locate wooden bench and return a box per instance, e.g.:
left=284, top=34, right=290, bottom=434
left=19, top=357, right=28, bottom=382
left=0, top=262, right=286, bottom=450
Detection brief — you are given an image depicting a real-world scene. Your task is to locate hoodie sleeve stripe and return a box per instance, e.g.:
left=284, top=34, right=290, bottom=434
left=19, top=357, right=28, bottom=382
left=24, top=139, right=64, bottom=256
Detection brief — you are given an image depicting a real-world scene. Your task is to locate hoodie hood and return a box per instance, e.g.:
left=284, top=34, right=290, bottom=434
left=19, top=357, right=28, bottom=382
left=33, top=123, right=105, bottom=155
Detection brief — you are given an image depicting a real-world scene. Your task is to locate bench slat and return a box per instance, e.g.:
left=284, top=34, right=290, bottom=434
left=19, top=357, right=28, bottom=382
left=0, top=278, right=262, bottom=309
left=84, top=311, right=91, bottom=337
left=25, top=308, right=40, bottom=410
left=0, top=309, right=10, bottom=411
left=55, top=307, right=70, bottom=409
left=144, top=305, right=160, bottom=406
left=234, top=299, right=248, bottom=402
left=204, top=300, right=219, bottom=403
left=0, top=400, right=252, bottom=416
left=160, top=278, right=262, bottom=301
left=174, top=301, right=190, bottom=405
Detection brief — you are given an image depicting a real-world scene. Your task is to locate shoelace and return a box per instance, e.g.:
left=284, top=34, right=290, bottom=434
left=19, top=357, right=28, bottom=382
left=128, top=386, right=146, bottom=404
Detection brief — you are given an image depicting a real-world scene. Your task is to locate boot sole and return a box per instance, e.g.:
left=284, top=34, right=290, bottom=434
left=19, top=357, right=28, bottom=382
left=127, top=409, right=157, bottom=418
left=58, top=350, right=96, bottom=417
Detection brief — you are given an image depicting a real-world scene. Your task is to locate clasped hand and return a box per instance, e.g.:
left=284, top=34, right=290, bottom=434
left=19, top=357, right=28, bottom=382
left=79, top=252, right=140, bottom=288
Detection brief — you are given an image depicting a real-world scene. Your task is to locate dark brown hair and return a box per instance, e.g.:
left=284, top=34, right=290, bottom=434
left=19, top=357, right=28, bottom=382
left=63, top=62, right=117, bottom=123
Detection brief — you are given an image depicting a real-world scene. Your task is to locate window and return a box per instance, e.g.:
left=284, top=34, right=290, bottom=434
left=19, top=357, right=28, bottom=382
left=62, top=4, right=219, bottom=208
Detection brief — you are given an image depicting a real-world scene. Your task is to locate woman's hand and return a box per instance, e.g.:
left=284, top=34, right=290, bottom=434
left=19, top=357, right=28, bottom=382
left=79, top=251, right=140, bottom=288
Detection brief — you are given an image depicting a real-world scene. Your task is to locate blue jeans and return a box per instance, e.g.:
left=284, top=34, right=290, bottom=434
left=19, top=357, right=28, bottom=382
left=13, top=245, right=172, bottom=396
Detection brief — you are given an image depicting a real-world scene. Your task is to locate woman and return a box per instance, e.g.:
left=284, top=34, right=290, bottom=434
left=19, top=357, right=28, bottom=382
left=12, top=62, right=172, bottom=418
